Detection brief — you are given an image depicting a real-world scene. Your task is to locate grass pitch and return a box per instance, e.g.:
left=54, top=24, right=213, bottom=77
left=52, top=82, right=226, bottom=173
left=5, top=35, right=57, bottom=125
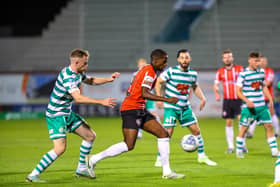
left=0, top=117, right=277, bottom=187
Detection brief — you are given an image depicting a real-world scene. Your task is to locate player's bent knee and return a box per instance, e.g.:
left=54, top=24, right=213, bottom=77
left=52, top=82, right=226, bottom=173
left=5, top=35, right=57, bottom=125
left=54, top=146, right=66, bottom=156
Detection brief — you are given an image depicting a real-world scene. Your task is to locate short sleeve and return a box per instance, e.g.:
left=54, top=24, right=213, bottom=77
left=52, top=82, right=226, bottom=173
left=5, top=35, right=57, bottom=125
left=236, top=73, right=244, bottom=87
left=160, top=68, right=171, bottom=81
left=214, top=69, right=221, bottom=84
left=63, top=77, right=80, bottom=93
left=141, top=69, right=156, bottom=89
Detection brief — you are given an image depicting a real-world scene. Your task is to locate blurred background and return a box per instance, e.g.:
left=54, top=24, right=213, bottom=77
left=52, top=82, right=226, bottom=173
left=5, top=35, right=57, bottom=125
left=0, top=0, right=279, bottom=119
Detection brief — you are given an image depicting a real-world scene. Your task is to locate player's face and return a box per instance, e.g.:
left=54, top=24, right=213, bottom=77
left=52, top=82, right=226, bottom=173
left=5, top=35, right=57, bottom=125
left=259, top=57, right=268, bottom=69
left=177, top=52, right=191, bottom=70
left=154, top=56, right=168, bottom=71
left=248, top=57, right=260, bottom=70
left=222, top=53, right=234, bottom=66
left=76, top=56, right=89, bottom=73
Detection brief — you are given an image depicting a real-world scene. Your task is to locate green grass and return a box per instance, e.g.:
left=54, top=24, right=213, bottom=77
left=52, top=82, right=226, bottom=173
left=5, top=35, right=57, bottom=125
left=0, top=117, right=277, bottom=187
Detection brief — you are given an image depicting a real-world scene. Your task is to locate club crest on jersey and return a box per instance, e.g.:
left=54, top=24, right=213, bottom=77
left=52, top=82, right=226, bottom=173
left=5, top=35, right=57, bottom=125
left=176, top=84, right=189, bottom=94
left=251, top=81, right=261, bottom=91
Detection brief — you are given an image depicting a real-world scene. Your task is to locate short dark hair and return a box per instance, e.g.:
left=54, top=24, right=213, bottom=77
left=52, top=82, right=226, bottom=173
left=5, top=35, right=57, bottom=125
left=222, top=49, right=232, bottom=55
left=249, top=51, right=261, bottom=58
left=150, top=49, right=167, bottom=61
left=177, top=49, right=189, bottom=58
left=70, top=49, right=89, bottom=58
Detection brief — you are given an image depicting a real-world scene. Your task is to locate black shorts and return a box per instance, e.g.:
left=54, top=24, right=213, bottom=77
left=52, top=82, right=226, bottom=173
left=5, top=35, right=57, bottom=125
left=222, top=99, right=242, bottom=119
left=121, top=109, right=156, bottom=129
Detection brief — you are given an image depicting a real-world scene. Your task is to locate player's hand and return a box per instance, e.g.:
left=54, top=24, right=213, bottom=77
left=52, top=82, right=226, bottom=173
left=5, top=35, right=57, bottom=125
left=166, top=97, right=178, bottom=104
left=110, top=72, right=120, bottom=81
left=102, top=97, right=117, bottom=108
left=215, top=94, right=220, bottom=101
left=199, top=99, right=206, bottom=111
left=156, top=101, right=164, bottom=109
left=246, top=100, right=255, bottom=108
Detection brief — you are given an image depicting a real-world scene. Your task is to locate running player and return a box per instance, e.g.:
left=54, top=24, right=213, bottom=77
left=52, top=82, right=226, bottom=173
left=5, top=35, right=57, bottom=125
left=25, top=49, right=118, bottom=182
left=213, top=49, right=244, bottom=153
left=235, top=51, right=278, bottom=158
left=87, top=49, right=185, bottom=179
left=133, top=58, right=161, bottom=139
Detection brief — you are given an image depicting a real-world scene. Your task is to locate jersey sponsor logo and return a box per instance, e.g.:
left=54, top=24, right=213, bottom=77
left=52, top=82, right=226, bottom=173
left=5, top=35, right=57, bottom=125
left=49, top=129, right=53, bottom=134
left=251, top=81, right=261, bottom=91
left=176, top=84, right=189, bottom=94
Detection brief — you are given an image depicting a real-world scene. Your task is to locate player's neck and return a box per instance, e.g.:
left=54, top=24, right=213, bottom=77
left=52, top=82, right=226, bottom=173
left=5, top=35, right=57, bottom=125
left=248, top=66, right=257, bottom=71
left=69, top=64, right=78, bottom=73
left=224, top=64, right=233, bottom=70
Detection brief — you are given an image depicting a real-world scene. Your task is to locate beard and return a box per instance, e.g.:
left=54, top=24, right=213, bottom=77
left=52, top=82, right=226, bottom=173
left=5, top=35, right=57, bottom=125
left=180, top=63, right=189, bottom=71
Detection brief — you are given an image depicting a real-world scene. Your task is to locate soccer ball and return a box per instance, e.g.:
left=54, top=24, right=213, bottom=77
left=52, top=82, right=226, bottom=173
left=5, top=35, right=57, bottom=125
left=180, top=134, right=198, bottom=152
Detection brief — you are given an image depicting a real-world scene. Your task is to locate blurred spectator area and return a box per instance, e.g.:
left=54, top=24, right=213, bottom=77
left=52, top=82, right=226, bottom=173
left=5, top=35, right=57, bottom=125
left=0, top=0, right=71, bottom=36
left=0, top=0, right=280, bottom=73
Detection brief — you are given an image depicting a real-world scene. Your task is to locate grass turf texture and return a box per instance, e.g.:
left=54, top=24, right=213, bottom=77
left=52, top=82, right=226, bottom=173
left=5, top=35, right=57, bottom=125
left=0, top=117, right=277, bottom=187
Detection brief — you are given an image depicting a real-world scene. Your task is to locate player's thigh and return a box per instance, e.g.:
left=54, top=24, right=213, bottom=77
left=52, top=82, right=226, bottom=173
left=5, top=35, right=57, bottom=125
left=74, top=123, right=96, bottom=141
left=180, top=107, right=198, bottom=128
left=46, top=116, right=68, bottom=140
left=163, top=108, right=178, bottom=128
left=239, top=108, right=256, bottom=127
left=233, top=99, right=243, bottom=117
left=143, top=119, right=169, bottom=138
left=257, top=106, right=272, bottom=125
left=222, top=99, right=235, bottom=119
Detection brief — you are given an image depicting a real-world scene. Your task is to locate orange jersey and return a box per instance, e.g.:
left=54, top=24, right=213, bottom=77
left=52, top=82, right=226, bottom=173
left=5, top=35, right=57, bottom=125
left=121, top=64, right=156, bottom=111
left=264, top=67, right=274, bottom=100
left=215, top=64, right=244, bottom=99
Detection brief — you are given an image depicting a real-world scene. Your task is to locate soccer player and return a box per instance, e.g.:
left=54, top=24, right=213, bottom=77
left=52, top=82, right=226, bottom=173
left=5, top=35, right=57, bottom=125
left=133, top=58, right=161, bottom=139
left=87, top=49, right=185, bottom=179
left=213, top=49, right=244, bottom=153
left=235, top=51, right=278, bottom=158
left=154, top=49, right=217, bottom=167
left=26, top=49, right=119, bottom=182
left=247, top=56, right=279, bottom=138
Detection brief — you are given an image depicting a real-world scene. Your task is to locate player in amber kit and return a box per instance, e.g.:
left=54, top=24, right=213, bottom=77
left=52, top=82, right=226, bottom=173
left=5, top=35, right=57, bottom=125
left=213, top=49, right=244, bottom=153
left=247, top=56, right=279, bottom=138
left=87, top=49, right=185, bottom=179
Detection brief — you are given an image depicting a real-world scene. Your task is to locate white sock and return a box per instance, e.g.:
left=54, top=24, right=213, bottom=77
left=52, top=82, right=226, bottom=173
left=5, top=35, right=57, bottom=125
left=29, top=150, right=58, bottom=176
left=77, top=140, right=93, bottom=170
left=158, top=138, right=172, bottom=175
left=267, top=136, right=278, bottom=154
left=274, top=153, right=280, bottom=183
left=226, top=126, right=234, bottom=149
left=195, top=134, right=206, bottom=159
left=90, top=142, right=128, bottom=164
left=248, top=121, right=257, bottom=135
left=272, top=114, right=280, bottom=135
left=236, top=137, right=244, bottom=154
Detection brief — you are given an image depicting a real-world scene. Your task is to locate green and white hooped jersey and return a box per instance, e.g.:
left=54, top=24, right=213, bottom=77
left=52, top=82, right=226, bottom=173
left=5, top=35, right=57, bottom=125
left=46, top=66, right=87, bottom=117
left=160, top=65, right=197, bottom=110
left=236, top=67, right=265, bottom=109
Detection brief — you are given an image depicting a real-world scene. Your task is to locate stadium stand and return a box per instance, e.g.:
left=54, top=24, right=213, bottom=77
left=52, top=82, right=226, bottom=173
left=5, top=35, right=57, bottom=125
left=0, top=0, right=279, bottom=72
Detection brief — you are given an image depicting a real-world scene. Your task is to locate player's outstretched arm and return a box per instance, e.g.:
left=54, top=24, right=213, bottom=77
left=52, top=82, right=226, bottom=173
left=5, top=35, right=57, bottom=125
left=71, top=90, right=116, bottom=107
left=84, top=72, right=120, bottom=85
